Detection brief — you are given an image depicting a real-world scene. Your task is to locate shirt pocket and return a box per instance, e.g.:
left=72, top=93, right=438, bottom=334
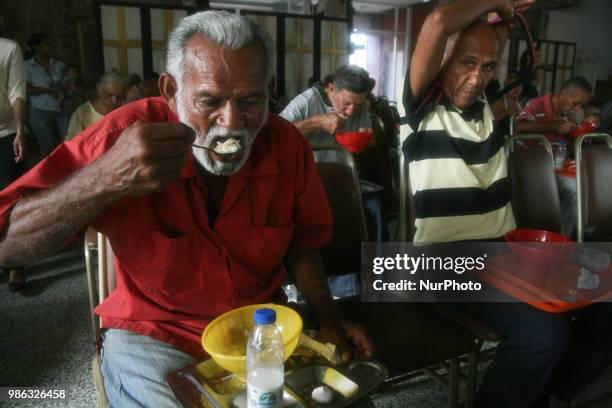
left=116, top=230, right=215, bottom=300
left=220, top=224, right=294, bottom=281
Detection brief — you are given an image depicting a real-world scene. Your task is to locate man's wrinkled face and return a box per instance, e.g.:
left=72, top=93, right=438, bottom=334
left=326, top=85, right=367, bottom=119
left=99, top=81, right=127, bottom=113
left=174, top=35, right=269, bottom=176
left=441, top=24, right=499, bottom=110
left=557, top=87, right=589, bottom=116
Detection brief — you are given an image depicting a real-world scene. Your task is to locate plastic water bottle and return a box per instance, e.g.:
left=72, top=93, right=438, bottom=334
left=247, top=308, right=284, bottom=408
left=554, top=141, right=567, bottom=170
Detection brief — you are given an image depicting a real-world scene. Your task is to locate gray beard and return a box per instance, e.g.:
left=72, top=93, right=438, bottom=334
left=175, top=92, right=268, bottom=176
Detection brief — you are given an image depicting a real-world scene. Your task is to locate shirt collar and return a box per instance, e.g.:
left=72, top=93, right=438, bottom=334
left=442, top=96, right=487, bottom=122
left=314, top=84, right=333, bottom=109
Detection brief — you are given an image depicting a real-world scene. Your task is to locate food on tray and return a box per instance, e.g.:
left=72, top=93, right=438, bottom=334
left=322, top=368, right=358, bottom=398
left=311, top=385, right=334, bottom=403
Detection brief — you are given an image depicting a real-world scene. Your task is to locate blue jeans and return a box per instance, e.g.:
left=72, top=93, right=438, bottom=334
left=100, top=329, right=196, bottom=408
left=462, top=302, right=612, bottom=407
left=328, top=273, right=360, bottom=298
left=29, top=107, right=69, bottom=157
left=556, top=174, right=577, bottom=237
left=363, top=191, right=389, bottom=243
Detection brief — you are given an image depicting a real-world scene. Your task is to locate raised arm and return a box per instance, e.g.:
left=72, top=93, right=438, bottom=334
left=0, top=122, right=194, bottom=268
left=409, top=0, right=531, bottom=104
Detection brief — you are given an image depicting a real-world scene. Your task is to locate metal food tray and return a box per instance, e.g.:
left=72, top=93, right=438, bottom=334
left=168, top=355, right=388, bottom=408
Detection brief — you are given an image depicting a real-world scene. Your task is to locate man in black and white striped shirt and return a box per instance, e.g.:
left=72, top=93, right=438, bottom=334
left=401, top=1, right=612, bottom=407
left=399, top=10, right=516, bottom=244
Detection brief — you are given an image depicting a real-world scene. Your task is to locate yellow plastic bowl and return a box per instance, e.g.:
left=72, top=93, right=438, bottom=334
left=202, top=304, right=303, bottom=378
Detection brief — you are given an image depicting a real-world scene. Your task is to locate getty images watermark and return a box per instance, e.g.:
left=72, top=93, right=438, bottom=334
left=360, top=242, right=612, bottom=303
left=371, top=252, right=487, bottom=292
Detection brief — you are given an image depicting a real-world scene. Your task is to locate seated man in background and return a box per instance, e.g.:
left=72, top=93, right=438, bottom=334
left=516, top=76, right=593, bottom=237
left=65, top=71, right=127, bottom=140
left=280, top=65, right=373, bottom=145
left=281, top=66, right=386, bottom=297
left=516, top=76, right=592, bottom=142
left=0, top=11, right=373, bottom=407
left=401, top=0, right=612, bottom=406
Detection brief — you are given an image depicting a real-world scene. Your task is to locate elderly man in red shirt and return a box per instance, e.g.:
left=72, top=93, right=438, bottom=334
left=516, top=76, right=592, bottom=143
left=515, top=76, right=592, bottom=237
left=0, top=11, right=373, bottom=407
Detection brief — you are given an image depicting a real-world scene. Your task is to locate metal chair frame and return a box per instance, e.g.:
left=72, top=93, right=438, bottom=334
left=575, top=132, right=612, bottom=243
left=84, top=231, right=113, bottom=408
left=504, top=133, right=553, bottom=156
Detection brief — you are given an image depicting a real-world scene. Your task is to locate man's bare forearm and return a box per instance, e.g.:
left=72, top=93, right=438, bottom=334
left=286, top=246, right=343, bottom=325
left=516, top=120, right=561, bottom=134
left=13, top=98, right=26, bottom=133
left=293, top=116, right=324, bottom=135
left=0, top=160, right=121, bottom=268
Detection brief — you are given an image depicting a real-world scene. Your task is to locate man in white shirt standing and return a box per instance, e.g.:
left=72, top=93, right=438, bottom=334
left=0, top=36, right=27, bottom=291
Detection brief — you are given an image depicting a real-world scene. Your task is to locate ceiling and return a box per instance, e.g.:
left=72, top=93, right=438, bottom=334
left=207, top=0, right=580, bottom=15
left=352, top=0, right=430, bottom=14
left=351, top=0, right=580, bottom=15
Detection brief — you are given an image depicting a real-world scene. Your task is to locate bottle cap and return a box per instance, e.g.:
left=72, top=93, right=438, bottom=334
left=254, top=308, right=276, bottom=325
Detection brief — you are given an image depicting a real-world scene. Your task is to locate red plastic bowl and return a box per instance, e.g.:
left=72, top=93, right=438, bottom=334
left=504, top=229, right=574, bottom=288
left=335, top=131, right=373, bottom=153
left=504, top=229, right=574, bottom=244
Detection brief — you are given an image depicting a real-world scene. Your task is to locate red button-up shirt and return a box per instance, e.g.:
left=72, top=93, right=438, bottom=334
left=0, top=97, right=333, bottom=358
left=517, top=94, right=566, bottom=143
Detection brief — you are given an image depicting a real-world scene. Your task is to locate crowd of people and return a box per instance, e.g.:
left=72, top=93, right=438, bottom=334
left=1, top=0, right=611, bottom=407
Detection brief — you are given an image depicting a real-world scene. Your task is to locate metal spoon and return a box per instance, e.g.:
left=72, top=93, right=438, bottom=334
left=191, top=143, right=240, bottom=160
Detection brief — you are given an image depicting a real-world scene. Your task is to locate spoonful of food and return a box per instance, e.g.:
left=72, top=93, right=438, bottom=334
left=192, top=137, right=242, bottom=160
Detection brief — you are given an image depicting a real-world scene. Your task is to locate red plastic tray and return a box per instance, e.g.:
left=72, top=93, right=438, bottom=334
left=475, top=254, right=612, bottom=313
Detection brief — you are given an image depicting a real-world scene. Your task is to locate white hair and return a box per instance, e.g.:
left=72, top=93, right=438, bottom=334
left=96, top=71, right=127, bottom=94
left=166, top=10, right=274, bottom=84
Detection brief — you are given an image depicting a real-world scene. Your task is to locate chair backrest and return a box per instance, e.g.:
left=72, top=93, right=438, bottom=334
left=505, top=134, right=562, bottom=233
left=575, top=132, right=612, bottom=242
left=399, top=134, right=561, bottom=241
left=354, top=114, right=398, bottom=213
left=312, top=144, right=368, bottom=277
left=85, top=230, right=116, bottom=340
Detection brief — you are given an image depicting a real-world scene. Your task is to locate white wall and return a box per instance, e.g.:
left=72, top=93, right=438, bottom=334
left=542, top=0, right=612, bottom=81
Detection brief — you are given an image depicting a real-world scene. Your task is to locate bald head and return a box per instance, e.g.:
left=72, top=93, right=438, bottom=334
left=441, top=21, right=500, bottom=109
